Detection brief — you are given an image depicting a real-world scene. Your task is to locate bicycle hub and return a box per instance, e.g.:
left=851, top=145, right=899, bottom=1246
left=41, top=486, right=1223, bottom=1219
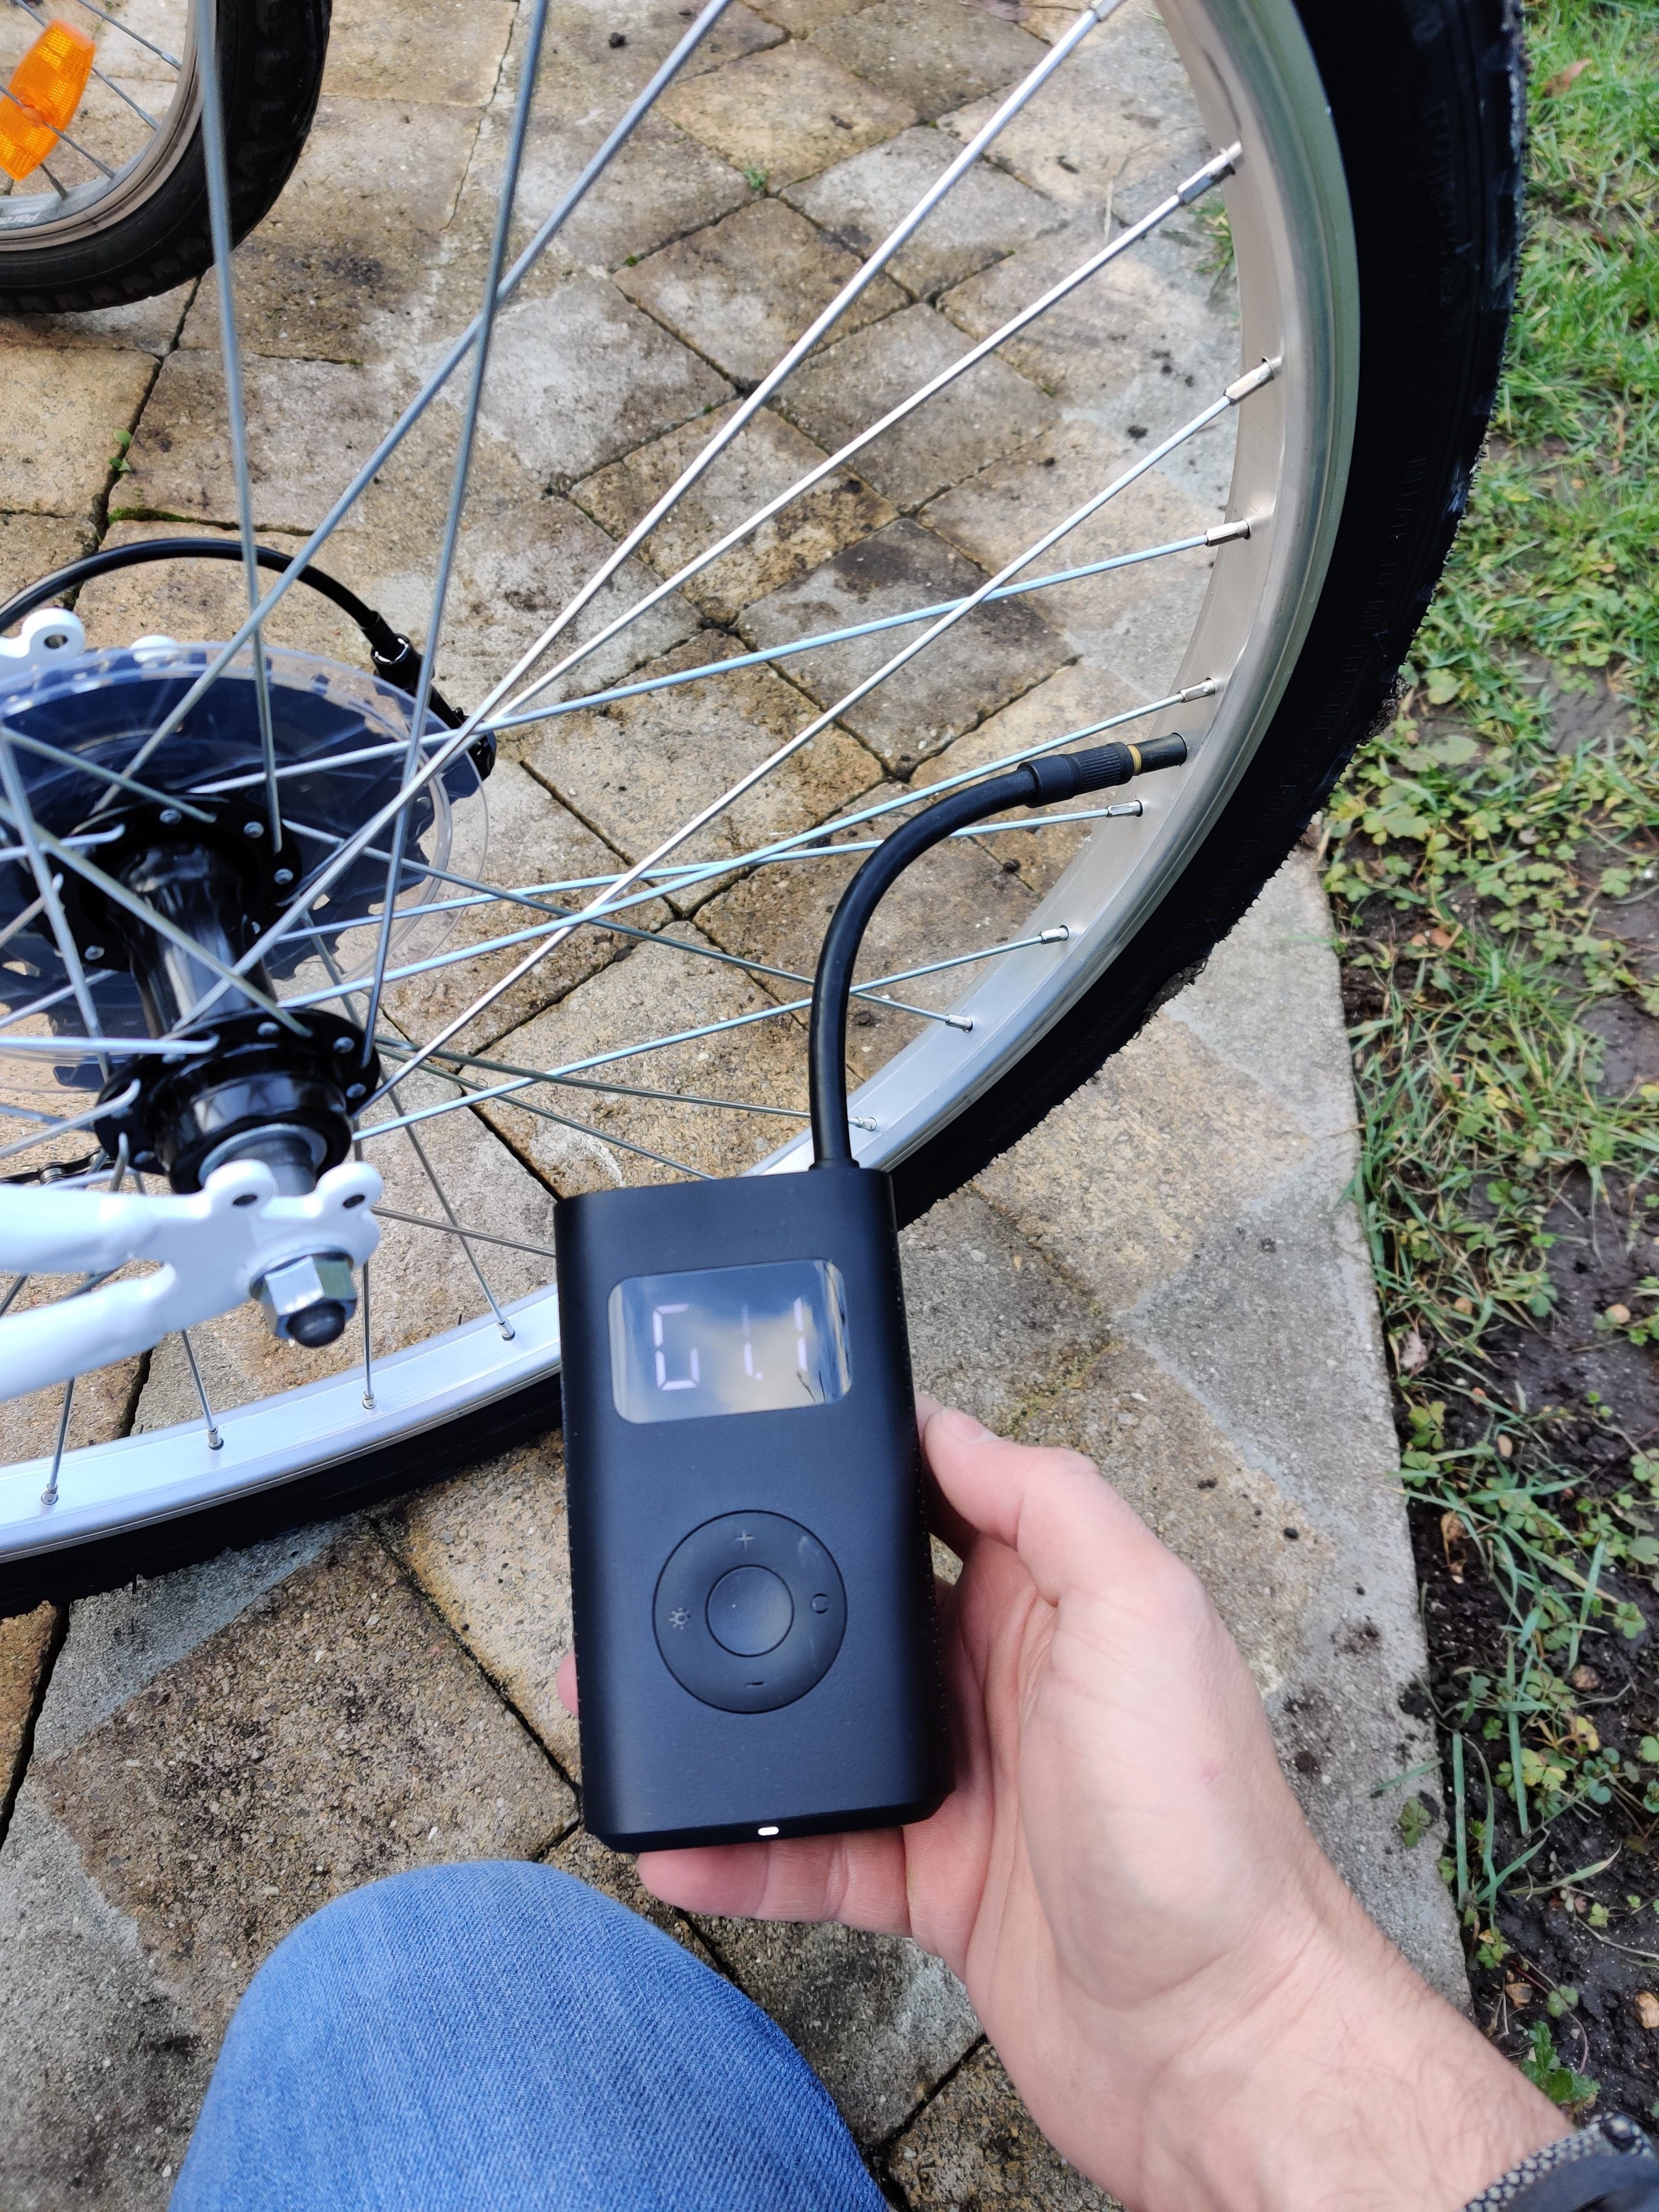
left=70, top=800, right=380, bottom=1347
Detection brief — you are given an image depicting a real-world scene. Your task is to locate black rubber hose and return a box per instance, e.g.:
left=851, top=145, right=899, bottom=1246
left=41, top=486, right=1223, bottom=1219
left=808, top=735, right=1188, bottom=1166
left=0, top=537, right=494, bottom=775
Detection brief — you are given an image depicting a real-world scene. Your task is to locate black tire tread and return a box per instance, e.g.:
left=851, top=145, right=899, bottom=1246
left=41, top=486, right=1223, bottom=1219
left=0, top=0, right=330, bottom=316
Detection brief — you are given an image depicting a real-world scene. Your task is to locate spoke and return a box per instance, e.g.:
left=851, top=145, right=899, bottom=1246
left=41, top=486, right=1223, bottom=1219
left=400, top=1111, right=517, bottom=1338
left=358, top=1255, right=374, bottom=1408
left=274, top=690, right=1187, bottom=1019
left=362, top=0, right=551, bottom=1051
left=186, top=731, right=453, bottom=799
left=349, top=371, right=1259, bottom=1106
left=108, top=0, right=741, bottom=788
left=377, top=1063, right=713, bottom=1181
left=0, top=1272, right=26, bottom=1318
left=500, top=144, right=1241, bottom=724
left=0, top=1032, right=212, bottom=1056
left=192, top=0, right=279, bottom=838
left=0, top=84, right=115, bottom=174
left=482, top=522, right=1247, bottom=742
left=0, top=1078, right=135, bottom=1162
left=471, top=5, right=1122, bottom=724
left=354, top=915, right=1076, bottom=1147
left=0, top=972, right=114, bottom=1034
left=179, top=1328, right=223, bottom=1449
left=2, top=725, right=218, bottom=823
left=111, top=1, right=1121, bottom=1006
left=372, top=1206, right=559, bottom=1265
left=40, top=1376, right=73, bottom=1509
left=376, top=1036, right=869, bottom=1129
left=0, top=731, right=110, bottom=1077
left=14, top=0, right=184, bottom=70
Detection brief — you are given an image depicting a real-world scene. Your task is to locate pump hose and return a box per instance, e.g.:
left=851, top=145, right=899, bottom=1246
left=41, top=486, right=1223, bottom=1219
left=807, top=735, right=1188, bottom=1166
left=0, top=537, right=494, bottom=776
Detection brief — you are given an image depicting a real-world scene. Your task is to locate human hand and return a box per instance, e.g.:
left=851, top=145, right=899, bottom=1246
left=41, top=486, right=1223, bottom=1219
left=560, top=1403, right=1564, bottom=2210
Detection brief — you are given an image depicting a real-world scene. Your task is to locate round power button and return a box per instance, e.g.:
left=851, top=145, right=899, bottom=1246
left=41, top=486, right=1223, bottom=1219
left=654, top=1512, right=846, bottom=1713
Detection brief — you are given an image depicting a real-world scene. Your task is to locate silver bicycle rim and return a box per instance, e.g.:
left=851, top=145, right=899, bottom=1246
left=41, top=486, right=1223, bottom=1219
left=0, top=0, right=196, bottom=241
left=0, top=0, right=1358, bottom=1563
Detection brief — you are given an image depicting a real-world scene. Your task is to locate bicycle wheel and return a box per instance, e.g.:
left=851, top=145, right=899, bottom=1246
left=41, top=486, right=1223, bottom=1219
left=0, top=0, right=1522, bottom=1608
left=0, top=0, right=327, bottom=314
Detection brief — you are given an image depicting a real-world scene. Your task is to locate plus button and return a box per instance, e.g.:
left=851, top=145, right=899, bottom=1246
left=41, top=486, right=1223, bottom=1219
left=734, top=1528, right=757, bottom=1550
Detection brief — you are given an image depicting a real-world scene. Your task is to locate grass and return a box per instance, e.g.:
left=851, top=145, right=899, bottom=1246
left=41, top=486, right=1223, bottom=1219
left=1323, top=0, right=1659, bottom=2053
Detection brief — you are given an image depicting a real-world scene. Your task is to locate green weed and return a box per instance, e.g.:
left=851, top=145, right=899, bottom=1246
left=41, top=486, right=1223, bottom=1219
left=1328, top=0, right=1659, bottom=1937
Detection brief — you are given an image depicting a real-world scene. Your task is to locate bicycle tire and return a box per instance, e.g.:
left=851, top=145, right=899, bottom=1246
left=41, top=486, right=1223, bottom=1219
left=0, top=0, right=1523, bottom=1611
left=0, top=0, right=329, bottom=316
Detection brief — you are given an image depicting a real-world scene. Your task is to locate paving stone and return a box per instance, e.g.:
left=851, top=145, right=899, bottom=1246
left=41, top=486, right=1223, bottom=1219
left=938, top=221, right=1241, bottom=510
left=617, top=197, right=905, bottom=388
left=483, top=928, right=811, bottom=1189
left=812, top=0, right=1047, bottom=122
left=0, top=1784, right=212, bottom=2211
left=453, top=109, right=752, bottom=290
left=661, top=41, right=917, bottom=190
left=274, top=413, right=701, bottom=709
left=33, top=1530, right=573, bottom=2039
left=379, top=757, right=646, bottom=1047
left=72, top=520, right=368, bottom=661
left=0, top=281, right=192, bottom=359
left=973, top=1013, right=1311, bottom=1313
left=747, top=0, right=865, bottom=30
left=132, top=1066, right=561, bottom=1426
left=0, top=347, right=154, bottom=520
left=940, top=0, right=1209, bottom=228
left=698, top=771, right=1032, bottom=1076
left=738, top=518, right=1067, bottom=770
left=910, top=659, right=1146, bottom=895
left=31, top=1526, right=340, bottom=1762
left=1017, top=1338, right=1326, bottom=1698
left=888, top=2039, right=1112, bottom=2209
left=899, top=1187, right=1099, bottom=1428
left=541, top=0, right=782, bottom=85
left=696, top=1912, right=979, bottom=2142
left=920, top=420, right=1215, bottom=696
left=119, top=351, right=406, bottom=531
left=384, top=1430, right=579, bottom=1780
left=0, top=510, right=93, bottom=602
left=521, top=633, right=882, bottom=906
left=322, top=0, right=516, bottom=105
left=779, top=300, right=1053, bottom=513
left=0, top=1603, right=58, bottom=1817
left=474, top=279, right=733, bottom=489
left=544, top=1822, right=724, bottom=1969
left=572, top=399, right=895, bottom=626
left=785, top=123, right=1064, bottom=301
left=1, top=1281, right=144, bottom=1467
left=176, top=99, right=473, bottom=364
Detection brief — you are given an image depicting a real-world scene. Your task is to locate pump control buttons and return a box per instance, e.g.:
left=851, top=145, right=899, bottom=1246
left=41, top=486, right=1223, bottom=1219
left=654, top=1512, right=846, bottom=1713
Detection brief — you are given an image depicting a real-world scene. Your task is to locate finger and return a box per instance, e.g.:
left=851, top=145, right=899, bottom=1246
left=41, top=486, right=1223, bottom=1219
left=916, top=1396, right=979, bottom=1559
left=922, top=1404, right=1170, bottom=1608
left=556, top=1650, right=578, bottom=1715
left=638, top=1825, right=914, bottom=1936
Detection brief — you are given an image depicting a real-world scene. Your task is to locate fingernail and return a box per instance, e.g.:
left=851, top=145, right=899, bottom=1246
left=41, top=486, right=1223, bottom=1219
left=936, top=1406, right=992, bottom=1441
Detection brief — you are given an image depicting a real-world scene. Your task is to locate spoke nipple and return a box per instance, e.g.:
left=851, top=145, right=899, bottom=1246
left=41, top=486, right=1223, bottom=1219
left=1040, top=926, right=1071, bottom=943
left=206, top=1428, right=224, bottom=1451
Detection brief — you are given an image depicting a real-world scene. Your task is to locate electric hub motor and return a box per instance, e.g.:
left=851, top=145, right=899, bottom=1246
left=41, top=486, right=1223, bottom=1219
left=0, top=634, right=488, bottom=1346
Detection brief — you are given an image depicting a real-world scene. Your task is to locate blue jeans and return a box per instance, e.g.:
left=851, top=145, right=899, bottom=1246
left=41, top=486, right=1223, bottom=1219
left=172, top=1862, right=887, bottom=2210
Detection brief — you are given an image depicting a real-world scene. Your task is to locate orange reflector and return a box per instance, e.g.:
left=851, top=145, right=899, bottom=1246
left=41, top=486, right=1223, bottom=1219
left=0, top=19, right=95, bottom=182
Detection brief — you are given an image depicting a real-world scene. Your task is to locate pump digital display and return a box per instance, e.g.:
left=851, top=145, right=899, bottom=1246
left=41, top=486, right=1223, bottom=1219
left=608, top=1259, right=851, bottom=1425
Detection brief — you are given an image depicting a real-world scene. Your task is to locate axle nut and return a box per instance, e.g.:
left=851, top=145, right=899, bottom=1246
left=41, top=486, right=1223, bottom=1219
left=254, top=1250, right=358, bottom=1348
